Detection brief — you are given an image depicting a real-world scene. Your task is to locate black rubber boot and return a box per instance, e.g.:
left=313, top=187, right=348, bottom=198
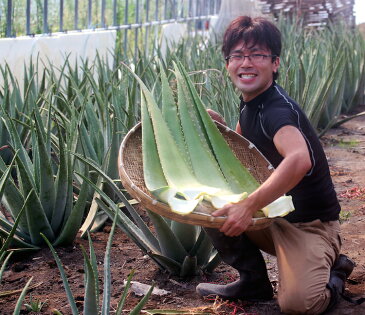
left=325, top=254, right=355, bottom=312
left=196, top=228, right=273, bottom=301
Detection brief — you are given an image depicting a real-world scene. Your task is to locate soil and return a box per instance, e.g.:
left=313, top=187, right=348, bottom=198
left=1, top=105, right=365, bottom=315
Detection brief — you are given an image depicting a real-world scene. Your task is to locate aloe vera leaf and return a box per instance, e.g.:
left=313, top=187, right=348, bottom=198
left=79, top=184, right=102, bottom=238
left=80, top=245, right=99, bottom=315
left=0, top=252, right=13, bottom=282
left=141, top=93, right=168, bottom=191
left=125, top=65, right=200, bottom=189
left=14, top=155, right=55, bottom=245
left=0, top=214, right=28, bottom=241
left=51, top=128, right=69, bottom=232
left=176, top=62, right=259, bottom=194
left=52, top=167, right=89, bottom=246
left=65, top=82, right=88, bottom=168
left=87, top=232, right=99, bottom=308
left=174, top=65, right=231, bottom=190
left=160, top=65, right=186, bottom=154
left=170, top=221, right=199, bottom=253
left=105, top=115, right=120, bottom=180
left=75, top=153, right=159, bottom=250
left=128, top=283, right=155, bottom=315
left=0, top=108, right=34, bottom=179
left=95, top=198, right=162, bottom=260
left=41, top=233, right=79, bottom=315
left=60, top=152, right=74, bottom=226
left=150, top=253, right=182, bottom=275
left=204, top=250, right=221, bottom=273
left=96, top=198, right=181, bottom=273
left=12, top=276, right=33, bottom=315
left=143, top=96, right=215, bottom=211
left=195, top=231, right=214, bottom=267
left=167, top=195, right=203, bottom=214
left=142, top=86, right=198, bottom=189
left=262, top=195, right=294, bottom=217
left=313, top=53, right=346, bottom=128
left=209, top=192, right=248, bottom=209
left=180, top=255, right=198, bottom=277
left=0, top=227, right=37, bottom=249
left=115, top=270, right=135, bottom=315
left=80, top=123, right=99, bottom=163
left=33, top=111, right=56, bottom=221
left=147, top=210, right=187, bottom=262
left=84, top=104, right=103, bottom=162
left=101, top=196, right=120, bottom=315
left=79, top=131, right=117, bottom=236
left=0, top=153, right=23, bottom=214
left=0, top=189, right=32, bottom=253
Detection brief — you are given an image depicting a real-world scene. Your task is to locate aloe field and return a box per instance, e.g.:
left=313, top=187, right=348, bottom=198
left=0, top=17, right=365, bottom=314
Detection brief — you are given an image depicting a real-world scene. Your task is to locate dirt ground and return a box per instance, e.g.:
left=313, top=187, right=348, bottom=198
left=0, top=106, right=364, bottom=315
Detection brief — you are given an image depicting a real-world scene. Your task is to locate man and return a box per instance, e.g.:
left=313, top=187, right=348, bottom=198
left=196, top=16, right=355, bottom=314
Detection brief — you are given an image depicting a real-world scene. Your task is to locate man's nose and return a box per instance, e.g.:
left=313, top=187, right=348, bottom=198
left=240, top=56, right=253, bottom=66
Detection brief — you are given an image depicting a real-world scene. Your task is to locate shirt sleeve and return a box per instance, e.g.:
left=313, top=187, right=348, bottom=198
left=261, top=105, right=300, bottom=140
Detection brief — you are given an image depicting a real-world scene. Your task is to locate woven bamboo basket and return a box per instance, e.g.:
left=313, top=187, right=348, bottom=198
left=118, top=121, right=274, bottom=230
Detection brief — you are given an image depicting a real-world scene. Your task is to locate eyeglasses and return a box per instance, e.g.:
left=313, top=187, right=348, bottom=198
left=225, top=54, right=277, bottom=64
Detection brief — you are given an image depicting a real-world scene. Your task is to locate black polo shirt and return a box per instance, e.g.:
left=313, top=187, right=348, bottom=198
left=239, top=83, right=340, bottom=223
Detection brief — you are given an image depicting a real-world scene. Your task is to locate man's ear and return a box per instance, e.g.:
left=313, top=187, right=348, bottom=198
left=273, top=56, right=280, bottom=74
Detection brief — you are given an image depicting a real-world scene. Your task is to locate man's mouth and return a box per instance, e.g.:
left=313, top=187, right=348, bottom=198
left=238, top=73, right=257, bottom=79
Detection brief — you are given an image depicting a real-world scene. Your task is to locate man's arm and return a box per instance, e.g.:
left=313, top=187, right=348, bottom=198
left=236, top=121, right=242, bottom=134
left=213, top=125, right=312, bottom=236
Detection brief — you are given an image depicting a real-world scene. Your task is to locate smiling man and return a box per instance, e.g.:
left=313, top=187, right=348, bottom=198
left=196, top=16, right=356, bottom=314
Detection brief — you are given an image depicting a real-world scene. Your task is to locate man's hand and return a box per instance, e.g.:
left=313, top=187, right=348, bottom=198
left=207, top=109, right=227, bottom=126
left=212, top=199, right=256, bottom=237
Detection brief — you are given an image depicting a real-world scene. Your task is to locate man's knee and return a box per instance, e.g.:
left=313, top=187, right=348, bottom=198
left=278, top=289, right=330, bottom=314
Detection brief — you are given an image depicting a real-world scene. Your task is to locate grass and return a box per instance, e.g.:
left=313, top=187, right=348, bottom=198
left=339, top=210, right=352, bottom=223
left=338, top=140, right=360, bottom=148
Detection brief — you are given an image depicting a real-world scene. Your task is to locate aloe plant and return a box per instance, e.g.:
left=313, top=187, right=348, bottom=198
left=0, top=100, right=90, bottom=248
left=0, top=161, right=34, bottom=315
left=0, top=60, right=48, bottom=164
left=74, top=152, right=220, bottom=277
left=277, top=18, right=365, bottom=133
left=41, top=208, right=154, bottom=315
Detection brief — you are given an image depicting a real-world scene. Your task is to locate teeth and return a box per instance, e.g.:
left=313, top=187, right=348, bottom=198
left=239, top=74, right=256, bottom=78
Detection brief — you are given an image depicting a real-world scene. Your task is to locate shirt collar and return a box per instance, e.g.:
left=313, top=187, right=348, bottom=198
left=240, top=82, right=276, bottom=108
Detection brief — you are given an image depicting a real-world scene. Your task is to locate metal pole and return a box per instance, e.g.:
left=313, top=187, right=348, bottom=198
left=155, top=0, right=159, bottom=21
left=195, top=0, right=199, bottom=33
left=124, top=0, right=129, bottom=58
left=154, top=0, right=159, bottom=54
left=74, top=0, right=79, bottom=30
left=26, top=0, right=31, bottom=35
left=134, top=0, right=140, bottom=58
left=188, top=0, right=192, bottom=34
left=113, top=0, right=117, bottom=26
left=173, top=0, right=177, bottom=20
left=164, top=0, right=167, bottom=19
left=145, top=0, right=150, bottom=56
left=6, top=0, right=12, bottom=37
left=43, top=0, right=49, bottom=33
left=60, top=0, right=64, bottom=31
left=101, top=0, right=106, bottom=28
left=88, top=0, right=92, bottom=28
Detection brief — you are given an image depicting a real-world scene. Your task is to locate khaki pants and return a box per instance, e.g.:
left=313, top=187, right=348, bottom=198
left=246, top=218, right=341, bottom=314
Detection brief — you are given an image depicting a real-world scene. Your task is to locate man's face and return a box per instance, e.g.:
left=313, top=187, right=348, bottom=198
left=225, top=41, right=280, bottom=102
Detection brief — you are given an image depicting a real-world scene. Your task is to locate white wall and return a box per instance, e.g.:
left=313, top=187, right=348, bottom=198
left=0, top=30, right=116, bottom=91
